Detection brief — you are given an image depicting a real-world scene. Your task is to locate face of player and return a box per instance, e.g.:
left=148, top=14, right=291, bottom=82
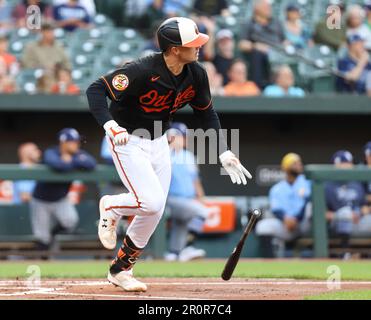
left=20, top=143, right=41, bottom=163
left=335, top=162, right=353, bottom=169
left=168, top=134, right=185, bottom=151
left=62, top=140, right=80, bottom=154
left=287, top=159, right=303, bottom=176
left=176, top=46, right=200, bottom=63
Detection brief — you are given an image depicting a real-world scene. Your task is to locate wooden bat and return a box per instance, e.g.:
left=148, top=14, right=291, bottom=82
left=221, top=209, right=262, bottom=281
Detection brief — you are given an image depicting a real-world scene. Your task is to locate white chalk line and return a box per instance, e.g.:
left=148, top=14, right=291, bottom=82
left=1, top=280, right=371, bottom=286
left=0, top=287, right=207, bottom=300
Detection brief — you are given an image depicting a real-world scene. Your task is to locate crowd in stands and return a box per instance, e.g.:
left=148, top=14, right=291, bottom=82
left=0, top=0, right=371, bottom=96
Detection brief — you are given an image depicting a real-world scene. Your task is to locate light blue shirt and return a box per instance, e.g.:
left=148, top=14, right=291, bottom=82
left=263, top=85, right=305, bottom=97
left=169, top=149, right=198, bottom=198
left=100, top=137, right=113, bottom=164
left=269, top=174, right=311, bottom=219
left=13, top=164, right=36, bottom=204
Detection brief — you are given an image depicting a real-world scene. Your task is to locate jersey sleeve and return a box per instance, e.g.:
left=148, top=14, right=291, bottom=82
left=189, top=64, right=212, bottom=111
left=100, top=62, right=140, bottom=102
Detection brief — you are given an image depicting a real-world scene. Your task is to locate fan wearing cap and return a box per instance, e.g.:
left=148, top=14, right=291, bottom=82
left=324, top=150, right=371, bottom=258
left=30, top=128, right=96, bottom=252
left=211, top=29, right=235, bottom=85
left=86, top=17, right=252, bottom=292
left=255, top=153, right=311, bottom=257
left=284, top=4, right=312, bottom=49
left=336, top=34, right=371, bottom=94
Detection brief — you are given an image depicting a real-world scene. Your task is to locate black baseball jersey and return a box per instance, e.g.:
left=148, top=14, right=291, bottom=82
left=86, top=52, right=227, bottom=152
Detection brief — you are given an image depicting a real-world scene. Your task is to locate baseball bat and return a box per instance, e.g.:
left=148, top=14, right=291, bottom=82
left=221, top=209, right=262, bottom=281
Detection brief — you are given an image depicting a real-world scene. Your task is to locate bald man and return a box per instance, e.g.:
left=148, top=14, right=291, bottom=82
left=255, top=153, right=311, bottom=257
left=13, top=142, right=41, bottom=204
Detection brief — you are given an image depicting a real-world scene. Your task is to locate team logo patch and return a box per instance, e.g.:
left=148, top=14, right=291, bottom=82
left=112, top=74, right=129, bottom=91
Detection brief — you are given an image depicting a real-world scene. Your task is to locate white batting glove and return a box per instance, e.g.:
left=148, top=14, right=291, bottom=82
left=219, top=150, right=252, bottom=185
left=103, top=120, right=129, bottom=146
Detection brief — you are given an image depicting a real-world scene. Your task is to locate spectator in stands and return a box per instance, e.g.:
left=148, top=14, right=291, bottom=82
left=263, top=65, right=305, bottom=97
left=0, top=0, right=14, bottom=31
left=0, top=35, right=19, bottom=76
left=30, top=128, right=96, bottom=251
left=50, top=66, right=80, bottom=95
left=165, top=122, right=209, bottom=262
left=139, top=1, right=166, bottom=36
left=163, top=0, right=192, bottom=17
left=124, top=0, right=152, bottom=28
left=0, top=64, right=16, bottom=93
left=313, top=1, right=347, bottom=50
left=224, top=59, right=260, bottom=97
left=255, top=153, right=311, bottom=257
left=13, top=143, right=41, bottom=204
left=212, top=29, right=235, bottom=85
left=284, top=4, right=313, bottom=49
left=12, top=0, right=53, bottom=28
left=53, top=0, right=92, bottom=32
left=21, top=22, right=71, bottom=70
left=238, top=0, right=286, bottom=88
left=346, top=4, right=371, bottom=51
left=336, top=34, right=371, bottom=94
left=366, top=1, right=371, bottom=31
left=35, top=72, right=51, bottom=93
left=325, top=150, right=371, bottom=259
left=0, top=35, right=18, bottom=93
left=362, top=141, right=371, bottom=216
left=203, top=61, right=224, bottom=96
left=193, top=0, right=230, bottom=17
left=53, top=0, right=96, bottom=17
left=21, top=22, right=71, bottom=91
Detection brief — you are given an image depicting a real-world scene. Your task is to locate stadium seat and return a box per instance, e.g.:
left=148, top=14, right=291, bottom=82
left=16, top=68, right=45, bottom=94
left=298, top=45, right=336, bottom=92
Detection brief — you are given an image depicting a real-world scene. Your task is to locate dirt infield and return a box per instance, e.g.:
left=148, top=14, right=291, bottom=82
left=0, top=278, right=370, bottom=300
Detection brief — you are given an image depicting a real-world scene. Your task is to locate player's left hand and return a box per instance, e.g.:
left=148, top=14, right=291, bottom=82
left=219, top=150, right=252, bottom=185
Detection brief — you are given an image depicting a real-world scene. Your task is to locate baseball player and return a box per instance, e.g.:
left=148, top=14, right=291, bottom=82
left=86, top=17, right=252, bottom=292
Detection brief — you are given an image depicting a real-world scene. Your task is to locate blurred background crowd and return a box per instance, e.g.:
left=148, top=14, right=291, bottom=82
left=0, top=0, right=371, bottom=96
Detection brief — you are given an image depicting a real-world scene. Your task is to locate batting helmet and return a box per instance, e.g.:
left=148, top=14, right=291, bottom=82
left=156, top=17, right=209, bottom=52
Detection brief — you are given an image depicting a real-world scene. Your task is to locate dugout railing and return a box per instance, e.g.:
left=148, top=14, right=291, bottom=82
left=305, top=165, right=371, bottom=257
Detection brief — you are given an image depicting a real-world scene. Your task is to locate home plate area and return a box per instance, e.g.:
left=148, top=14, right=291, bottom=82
left=0, top=278, right=370, bottom=300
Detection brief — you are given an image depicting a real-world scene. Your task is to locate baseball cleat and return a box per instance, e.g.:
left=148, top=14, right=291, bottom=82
left=98, top=195, right=117, bottom=250
left=107, top=270, right=147, bottom=292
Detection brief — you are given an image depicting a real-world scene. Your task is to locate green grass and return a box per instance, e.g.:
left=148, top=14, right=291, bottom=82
left=1, top=260, right=371, bottom=280
left=306, top=290, right=371, bottom=300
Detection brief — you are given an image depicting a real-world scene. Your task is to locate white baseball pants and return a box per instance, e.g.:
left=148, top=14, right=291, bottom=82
left=104, top=134, right=171, bottom=248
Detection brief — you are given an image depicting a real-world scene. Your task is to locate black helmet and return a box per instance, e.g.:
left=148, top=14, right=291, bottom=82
left=157, top=17, right=209, bottom=52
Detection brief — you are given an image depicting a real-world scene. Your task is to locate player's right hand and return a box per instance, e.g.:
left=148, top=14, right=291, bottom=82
left=103, top=120, right=129, bottom=146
